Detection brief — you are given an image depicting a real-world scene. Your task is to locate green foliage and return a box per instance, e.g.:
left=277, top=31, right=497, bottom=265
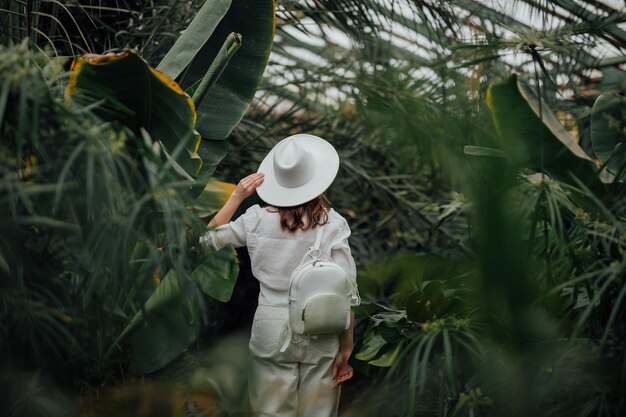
left=190, top=178, right=236, bottom=218
left=348, top=71, right=626, bottom=415
left=67, top=50, right=201, bottom=178
left=193, top=246, right=240, bottom=302
left=155, top=0, right=276, bottom=197
left=0, top=42, right=208, bottom=384
left=591, top=93, right=626, bottom=179
left=352, top=173, right=625, bottom=417
left=1, top=0, right=275, bottom=402
left=118, top=271, right=203, bottom=374
left=189, top=32, right=243, bottom=108
left=157, top=0, right=233, bottom=81
left=167, top=0, right=275, bottom=141
left=486, top=75, right=595, bottom=180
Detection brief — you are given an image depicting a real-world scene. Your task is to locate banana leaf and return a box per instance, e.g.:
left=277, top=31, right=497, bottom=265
left=189, top=138, right=229, bottom=198
left=193, top=245, right=239, bottom=302
left=191, top=178, right=236, bottom=218
left=114, top=239, right=239, bottom=373
left=157, top=0, right=233, bottom=81
left=486, top=75, right=594, bottom=182
left=157, top=0, right=275, bottom=196
left=66, top=51, right=201, bottom=178
left=169, top=0, right=275, bottom=141
left=117, top=271, right=202, bottom=374
left=591, top=93, right=626, bottom=180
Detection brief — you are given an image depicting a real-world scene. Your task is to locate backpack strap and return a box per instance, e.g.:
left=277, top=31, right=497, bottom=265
left=297, top=224, right=326, bottom=264
left=312, top=224, right=324, bottom=250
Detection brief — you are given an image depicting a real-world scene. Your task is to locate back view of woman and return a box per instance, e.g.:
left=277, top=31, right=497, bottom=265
left=200, top=134, right=359, bottom=417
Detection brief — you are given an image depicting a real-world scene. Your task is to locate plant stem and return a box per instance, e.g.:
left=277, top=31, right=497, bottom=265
left=192, top=32, right=242, bottom=107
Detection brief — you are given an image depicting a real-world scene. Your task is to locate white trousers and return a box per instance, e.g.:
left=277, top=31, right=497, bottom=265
left=248, top=305, right=341, bottom=417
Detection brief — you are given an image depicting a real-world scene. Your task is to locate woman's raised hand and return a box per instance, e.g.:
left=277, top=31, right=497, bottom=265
left=208, top=173, right=264, bottom=227
left=232, top=173, right=265, bottom=202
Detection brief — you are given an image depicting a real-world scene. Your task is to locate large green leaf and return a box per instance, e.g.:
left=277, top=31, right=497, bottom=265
left=368, top=340, right=405, bottom=367
left=355, top=332, right=388, bottom=362
left=188, top=135, right=229, bottom=199
left=406, top=293, right=431, bottom=323
left=190, top=32, right=243, bottom=108
left=156, top=0, right=275, bottom=195
left=66, top=51, right=201, bottom=177
left=172, top=0, right=275, bottom=140
left=157, top=0, right=233, bottom=81
left=193, top=245, right=239, bottom=302
left=486, top=75, right=594, bottom=180
left=126, top=240, right=164, bottom=303
left=117, top=271, right=202, bottom=374
left=191, top=178, right=236, bottom=218
left=591, top=93, right=626, bottom=179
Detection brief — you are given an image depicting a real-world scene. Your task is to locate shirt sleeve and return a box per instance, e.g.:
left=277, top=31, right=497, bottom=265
left=199, top=205, right=259, bottom=250
left=330, top=219, right=360, bottom=306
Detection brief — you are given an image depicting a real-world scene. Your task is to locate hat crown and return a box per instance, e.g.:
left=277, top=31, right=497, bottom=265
left=257, top=133, right=339, bottom=207
left=273, top=138, right=316, bottom=189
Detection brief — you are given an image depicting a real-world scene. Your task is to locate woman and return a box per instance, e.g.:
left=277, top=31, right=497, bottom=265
left=200, top=134, right=359, bottom=417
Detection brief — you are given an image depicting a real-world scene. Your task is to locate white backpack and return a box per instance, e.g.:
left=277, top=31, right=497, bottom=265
left=287, top=224, right=354, bottom=336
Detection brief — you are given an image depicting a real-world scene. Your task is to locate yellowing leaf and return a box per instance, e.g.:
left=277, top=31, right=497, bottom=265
left=191, top=179, right=236, bottom=218
left=66, top=51, right=201, bottom=177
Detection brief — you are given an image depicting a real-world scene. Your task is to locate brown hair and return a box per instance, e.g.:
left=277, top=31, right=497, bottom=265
left=268, top=195, right=330, bottom=233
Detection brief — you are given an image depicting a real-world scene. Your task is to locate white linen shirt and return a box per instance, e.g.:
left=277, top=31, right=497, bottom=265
left=200, top=204, right=359, bottom=307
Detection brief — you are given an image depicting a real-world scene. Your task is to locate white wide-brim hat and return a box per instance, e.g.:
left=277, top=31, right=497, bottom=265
left=256, top=134, right=339, bottom=207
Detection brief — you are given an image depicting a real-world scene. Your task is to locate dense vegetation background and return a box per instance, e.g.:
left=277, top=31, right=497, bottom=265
left=1, top=0, right=625, bottom=416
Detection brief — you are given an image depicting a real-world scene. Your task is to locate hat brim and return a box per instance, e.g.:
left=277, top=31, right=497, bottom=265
left=256, top=134, right=339, bottom=207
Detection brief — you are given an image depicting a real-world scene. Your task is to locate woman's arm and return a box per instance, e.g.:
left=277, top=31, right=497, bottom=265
left=332, top=311, right=355, bottom=386
left=339, top=311, right=355, bottom=353
left=209, top=173, right=264, bottom=227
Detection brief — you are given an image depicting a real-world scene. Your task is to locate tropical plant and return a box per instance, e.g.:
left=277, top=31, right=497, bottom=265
left=0, top=40, right=208, bottom=391
left=1, top=0, right=275, bottom=414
